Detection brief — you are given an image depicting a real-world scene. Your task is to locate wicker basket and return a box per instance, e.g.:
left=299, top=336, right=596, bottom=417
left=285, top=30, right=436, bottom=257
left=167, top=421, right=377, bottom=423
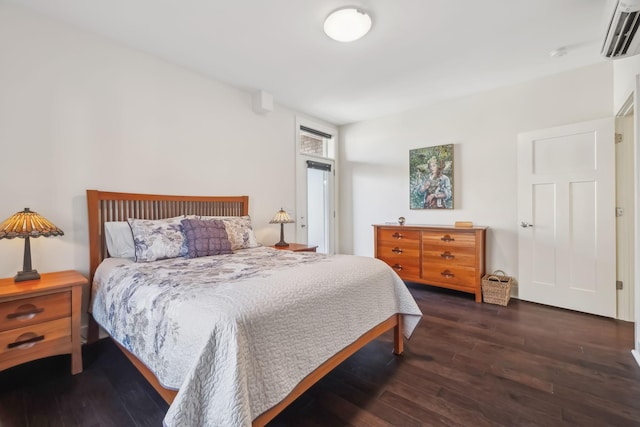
left=481, top=270, right=513, bottom=306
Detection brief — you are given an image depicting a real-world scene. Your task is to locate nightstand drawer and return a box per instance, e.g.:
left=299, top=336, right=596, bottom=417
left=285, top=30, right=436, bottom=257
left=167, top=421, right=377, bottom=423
left=0, top=292, right=71, bottom=332
left=0, top=317, right=71, bottom=359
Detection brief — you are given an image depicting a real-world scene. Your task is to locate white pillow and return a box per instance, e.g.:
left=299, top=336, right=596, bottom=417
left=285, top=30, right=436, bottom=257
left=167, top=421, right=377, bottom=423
left=104, top=222, right=135, bottom=259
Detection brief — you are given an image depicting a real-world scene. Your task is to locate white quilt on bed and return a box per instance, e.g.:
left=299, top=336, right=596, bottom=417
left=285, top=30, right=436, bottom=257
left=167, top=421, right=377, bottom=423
left=91, top=247, right=422, bottom=427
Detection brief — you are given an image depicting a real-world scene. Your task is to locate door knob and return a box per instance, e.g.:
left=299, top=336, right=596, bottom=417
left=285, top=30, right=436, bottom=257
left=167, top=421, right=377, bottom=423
left=520, top=221, right=534, bottom=228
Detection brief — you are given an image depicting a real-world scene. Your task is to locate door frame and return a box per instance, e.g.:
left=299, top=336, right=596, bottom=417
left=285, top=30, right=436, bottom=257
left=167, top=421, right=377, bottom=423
left=632, top=77, right=640, bottom=366
left=294, top=117, right=338, bottom=254
left=615, top=97, right=635, bottom=322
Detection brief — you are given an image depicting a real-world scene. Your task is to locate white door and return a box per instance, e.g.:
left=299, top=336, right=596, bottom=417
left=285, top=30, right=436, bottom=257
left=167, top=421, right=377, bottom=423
left=517, top=118, right=616, bottom=317
left=296, top=155, right=335, bottom=254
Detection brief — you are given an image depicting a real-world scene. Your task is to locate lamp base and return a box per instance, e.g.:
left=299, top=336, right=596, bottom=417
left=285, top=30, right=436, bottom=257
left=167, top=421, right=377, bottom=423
left=274, top=222, right=289, bottom=247
left=15, top=270, right=40, bottom=282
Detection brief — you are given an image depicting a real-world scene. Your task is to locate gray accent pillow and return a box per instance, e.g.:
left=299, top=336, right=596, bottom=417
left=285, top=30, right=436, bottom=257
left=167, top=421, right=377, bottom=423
left=181, top=218, right=233, bottom=258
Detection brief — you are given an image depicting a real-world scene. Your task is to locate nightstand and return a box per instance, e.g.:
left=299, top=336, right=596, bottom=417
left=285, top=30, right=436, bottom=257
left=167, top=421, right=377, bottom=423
left=0, top=270, right=87, bottom=375
left=271, top=243, right=318, bottom=252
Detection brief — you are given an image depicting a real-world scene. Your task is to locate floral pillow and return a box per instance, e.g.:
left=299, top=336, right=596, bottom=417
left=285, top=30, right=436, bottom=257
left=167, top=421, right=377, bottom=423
left=128, top=216, right=187, bottom=262
left=181, top=218, right=233, bottom=258
left=200, top=215, right=259, bottom=250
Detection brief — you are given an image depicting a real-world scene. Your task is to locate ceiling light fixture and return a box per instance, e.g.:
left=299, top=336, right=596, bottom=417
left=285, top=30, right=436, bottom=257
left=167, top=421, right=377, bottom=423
left=324, top=7, right=372, bottom=42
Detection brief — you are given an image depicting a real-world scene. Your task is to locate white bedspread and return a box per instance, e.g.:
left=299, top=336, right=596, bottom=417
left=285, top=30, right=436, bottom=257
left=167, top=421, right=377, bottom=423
left=91, top=247, right=422, bottom=426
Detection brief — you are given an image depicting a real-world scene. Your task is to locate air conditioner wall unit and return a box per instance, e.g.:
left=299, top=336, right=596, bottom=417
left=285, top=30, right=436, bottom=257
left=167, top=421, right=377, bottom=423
left=602, top=0, right=640, bottom=59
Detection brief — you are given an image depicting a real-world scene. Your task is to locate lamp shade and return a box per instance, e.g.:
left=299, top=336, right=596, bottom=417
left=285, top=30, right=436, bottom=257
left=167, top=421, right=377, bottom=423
left=269, top=208, right=295, bottom=224
left=0, top=208, right=64, bottom=239
left=0, top=208, right=64, bottom=282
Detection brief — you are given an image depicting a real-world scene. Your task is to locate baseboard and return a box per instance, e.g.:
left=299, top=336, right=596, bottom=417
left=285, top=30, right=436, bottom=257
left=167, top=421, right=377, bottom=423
left=632, top=349, right=640, bottom=367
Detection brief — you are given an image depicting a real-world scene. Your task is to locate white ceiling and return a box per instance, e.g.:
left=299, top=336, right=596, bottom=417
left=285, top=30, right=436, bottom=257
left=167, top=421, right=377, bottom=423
left=8, top=0, right=611, bottom=125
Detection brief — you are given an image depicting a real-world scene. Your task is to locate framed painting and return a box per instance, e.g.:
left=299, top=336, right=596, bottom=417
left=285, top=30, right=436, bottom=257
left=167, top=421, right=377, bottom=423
left=409, top=144, right=454, bottom=209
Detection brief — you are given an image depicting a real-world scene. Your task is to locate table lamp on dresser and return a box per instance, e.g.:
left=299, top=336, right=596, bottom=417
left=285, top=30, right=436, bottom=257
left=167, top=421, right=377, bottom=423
left=0, top=208, right=64, bottom=282
left=269, top=208, right=295, bottom=247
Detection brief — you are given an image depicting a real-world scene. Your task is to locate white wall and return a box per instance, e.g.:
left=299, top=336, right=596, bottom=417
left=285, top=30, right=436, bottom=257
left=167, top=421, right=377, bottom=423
left=339, top=62, right=613, bottom=297
left=0, top=3, right=328, bottom=280
left=613, top=55, right=640, bottom=112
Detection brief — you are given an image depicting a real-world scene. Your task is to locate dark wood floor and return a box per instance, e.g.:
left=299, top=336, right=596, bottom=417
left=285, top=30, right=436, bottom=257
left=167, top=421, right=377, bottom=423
left=1, top=283, right=639, bottom=427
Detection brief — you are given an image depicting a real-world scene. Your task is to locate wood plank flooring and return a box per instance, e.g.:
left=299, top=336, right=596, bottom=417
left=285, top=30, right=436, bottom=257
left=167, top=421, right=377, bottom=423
left=1, top=283, right=638, bottom=426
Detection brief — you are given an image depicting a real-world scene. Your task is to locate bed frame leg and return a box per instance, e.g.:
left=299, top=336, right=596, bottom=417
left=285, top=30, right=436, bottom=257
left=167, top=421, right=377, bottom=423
left=393, top=314, right=403, bottom=355
left=87, top=315, right=100, bottom=343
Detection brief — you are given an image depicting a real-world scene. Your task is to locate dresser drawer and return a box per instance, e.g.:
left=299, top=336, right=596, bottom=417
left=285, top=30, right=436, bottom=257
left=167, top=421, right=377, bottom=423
left=0, top=292, right=71, bottom=333
left=376, top=241, right=421, bottom=259
left=422, top=230, right=477, bottom=248
left=377, top=228, right=421, bottom=245
left=421, top=264, right=478, bottom=289
left=378, top=257, right=421, bottom=280
left=422, top=245, right=476, bottom=267
left=0, top=317, right=71, bottom=358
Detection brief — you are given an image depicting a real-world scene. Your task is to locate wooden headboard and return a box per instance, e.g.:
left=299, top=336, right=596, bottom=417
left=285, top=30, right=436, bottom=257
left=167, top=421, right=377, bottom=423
left=86, top=190, right=249, bottom=282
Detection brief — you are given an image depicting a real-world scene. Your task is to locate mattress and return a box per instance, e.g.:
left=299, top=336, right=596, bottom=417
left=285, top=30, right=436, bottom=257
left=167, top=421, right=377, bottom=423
left=91, top=247, right=422, bottom=426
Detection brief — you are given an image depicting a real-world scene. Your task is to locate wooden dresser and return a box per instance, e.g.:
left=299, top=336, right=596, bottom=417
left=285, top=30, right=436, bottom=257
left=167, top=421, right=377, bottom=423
left=0, top=270, right=87, bottom=374
left=373, top=224, right=487, bottom=302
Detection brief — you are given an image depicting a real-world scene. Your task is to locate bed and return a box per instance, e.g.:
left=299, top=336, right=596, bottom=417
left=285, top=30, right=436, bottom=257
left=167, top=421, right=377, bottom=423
left=86, top=190, right=422, bottom=426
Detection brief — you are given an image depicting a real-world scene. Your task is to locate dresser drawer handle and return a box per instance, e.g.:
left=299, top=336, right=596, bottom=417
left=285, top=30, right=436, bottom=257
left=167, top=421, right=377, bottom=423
left=7, top=334, right=45, bottom=349
left=440, top=270, right=455, bottom=278
left=440, top=251, right=455, bottom=260
left=440, top=235, right=455, bottom=242
left=6, top=305, right=44, bottom=320
left=391, top=247, right=403, bottom=254
left=392, top=232, right=403, bottom=239
left=392, top=264, right=403, bottom=271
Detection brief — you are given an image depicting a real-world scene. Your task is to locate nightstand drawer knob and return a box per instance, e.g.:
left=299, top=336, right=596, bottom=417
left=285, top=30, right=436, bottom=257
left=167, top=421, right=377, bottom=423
left=7, top=333, right=45, bottom=349
left=6, top=304, right=44, bottom=320
left=440, top=270, right=455, bottom=278
left=392, top=232, right=403, bottom=239
left=391, top=247, right=403, bottom=254
left=440, top=251, right=455, bottom=260
left=392, top=264, right=403, bottom=271
left=440, top=234, right=455, bottom=242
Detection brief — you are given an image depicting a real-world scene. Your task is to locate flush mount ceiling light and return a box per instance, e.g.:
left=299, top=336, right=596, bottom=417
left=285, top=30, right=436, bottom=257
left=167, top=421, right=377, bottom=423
left=324, top=7, right=372, bottom=42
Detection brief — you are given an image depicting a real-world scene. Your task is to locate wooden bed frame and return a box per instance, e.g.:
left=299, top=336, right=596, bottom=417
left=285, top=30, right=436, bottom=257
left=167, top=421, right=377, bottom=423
left=86, top=189, right=403, bottom=426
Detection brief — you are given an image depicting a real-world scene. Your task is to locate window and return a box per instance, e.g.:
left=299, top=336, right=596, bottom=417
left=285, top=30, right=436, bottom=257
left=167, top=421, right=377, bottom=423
left=299, top=125, right=335, bottom=159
